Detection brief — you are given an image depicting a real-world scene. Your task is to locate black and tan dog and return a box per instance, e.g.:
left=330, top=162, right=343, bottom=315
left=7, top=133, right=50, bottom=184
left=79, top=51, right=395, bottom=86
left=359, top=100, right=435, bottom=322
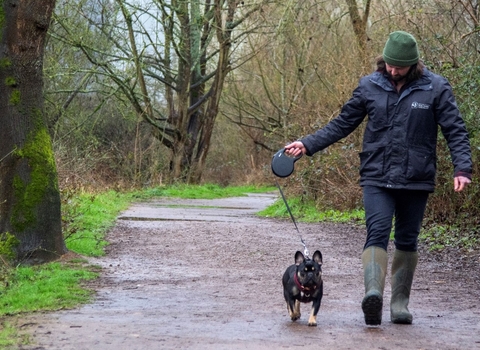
left=282, top=250, right=323, bottom=326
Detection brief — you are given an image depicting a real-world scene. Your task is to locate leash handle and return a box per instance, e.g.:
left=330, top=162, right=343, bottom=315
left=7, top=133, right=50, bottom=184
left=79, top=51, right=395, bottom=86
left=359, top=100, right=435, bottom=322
left=275, top=180, right=310, bottom=258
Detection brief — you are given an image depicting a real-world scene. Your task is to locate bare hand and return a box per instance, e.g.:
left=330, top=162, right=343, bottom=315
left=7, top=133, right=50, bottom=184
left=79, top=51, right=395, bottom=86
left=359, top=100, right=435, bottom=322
left=284, top=141, right=306, bottom=157
left=454, top=176, right=471, bottom=192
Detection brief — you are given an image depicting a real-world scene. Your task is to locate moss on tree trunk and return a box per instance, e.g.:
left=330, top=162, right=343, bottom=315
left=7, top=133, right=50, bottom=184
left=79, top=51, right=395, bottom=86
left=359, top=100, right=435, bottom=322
left=0, top=0, right=66, bottom=264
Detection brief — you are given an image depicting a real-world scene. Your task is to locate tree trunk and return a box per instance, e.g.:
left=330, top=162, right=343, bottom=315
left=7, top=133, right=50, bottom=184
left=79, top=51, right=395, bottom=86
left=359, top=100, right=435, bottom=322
left=186, top=0, right=236, bottom=184
left=345, top=0, right=371, bottom=72
left=0, top=0, right=66, bottom=264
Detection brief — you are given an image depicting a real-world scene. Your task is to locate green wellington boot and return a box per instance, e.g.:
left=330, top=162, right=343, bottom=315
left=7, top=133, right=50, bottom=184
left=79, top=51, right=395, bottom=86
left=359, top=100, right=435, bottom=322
left=390, top=249, right=418, bottom=324
left=361, top=246, right=388, bottom=325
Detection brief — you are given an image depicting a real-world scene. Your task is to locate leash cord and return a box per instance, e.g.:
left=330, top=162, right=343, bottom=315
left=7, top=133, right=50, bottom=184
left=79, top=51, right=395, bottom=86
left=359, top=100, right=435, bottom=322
left=275, top=180, right=310, bottom=258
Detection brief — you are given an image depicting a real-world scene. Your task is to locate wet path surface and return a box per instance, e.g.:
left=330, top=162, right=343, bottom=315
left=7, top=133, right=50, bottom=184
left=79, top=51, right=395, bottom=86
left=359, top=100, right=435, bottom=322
left=20, top=193, right=480, bottom=349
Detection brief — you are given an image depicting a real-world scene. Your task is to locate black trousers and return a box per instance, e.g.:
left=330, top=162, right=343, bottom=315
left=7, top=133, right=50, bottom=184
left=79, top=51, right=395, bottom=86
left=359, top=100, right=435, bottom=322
left=362, top=185, right=430, bottom=252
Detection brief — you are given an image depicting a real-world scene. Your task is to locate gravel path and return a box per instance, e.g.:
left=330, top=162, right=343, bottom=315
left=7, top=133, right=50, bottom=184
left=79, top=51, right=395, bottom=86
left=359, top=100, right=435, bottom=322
left=18, top=193, right=480, bottom=350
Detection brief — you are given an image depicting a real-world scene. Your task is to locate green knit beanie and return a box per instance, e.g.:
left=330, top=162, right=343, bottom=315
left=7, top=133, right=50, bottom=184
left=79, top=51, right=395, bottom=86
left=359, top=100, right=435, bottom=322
left=383, top=31, right=419, bottom=67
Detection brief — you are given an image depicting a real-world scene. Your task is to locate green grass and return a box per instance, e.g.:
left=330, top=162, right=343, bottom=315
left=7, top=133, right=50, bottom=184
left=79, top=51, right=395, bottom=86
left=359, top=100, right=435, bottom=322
left=132, top=183, right=275, bottom=200
left=0, top=322, right=28, bottom=348
left=63, top=190, right=133, bottom=256
left=0, top=261, right=97, bottom=347
left=420, top=224, right=478, bottom=251
left=0, top=263, right=97, bottom=315
left=258, top=197, right=365, bottom=224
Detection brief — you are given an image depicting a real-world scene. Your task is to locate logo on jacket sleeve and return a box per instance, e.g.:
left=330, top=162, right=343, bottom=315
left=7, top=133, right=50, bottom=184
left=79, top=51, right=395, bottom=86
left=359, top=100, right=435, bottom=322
left=411, top=101, right=430, bottom=110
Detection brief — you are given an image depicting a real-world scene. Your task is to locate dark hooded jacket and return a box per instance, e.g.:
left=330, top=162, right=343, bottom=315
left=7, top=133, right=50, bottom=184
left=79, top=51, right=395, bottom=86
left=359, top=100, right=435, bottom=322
left=301, top=68, right=472, bottom=192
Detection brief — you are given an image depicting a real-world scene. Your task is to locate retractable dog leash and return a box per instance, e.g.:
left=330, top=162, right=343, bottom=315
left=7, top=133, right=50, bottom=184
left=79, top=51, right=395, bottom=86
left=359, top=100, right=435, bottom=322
left=271, top=148, right=302, bottom=178
left=271, top=148, right=310, bottom=258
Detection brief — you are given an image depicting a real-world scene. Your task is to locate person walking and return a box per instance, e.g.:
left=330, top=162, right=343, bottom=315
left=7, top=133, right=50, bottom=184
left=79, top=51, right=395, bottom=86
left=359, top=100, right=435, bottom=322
left=284, top=31, right=472, bottom=326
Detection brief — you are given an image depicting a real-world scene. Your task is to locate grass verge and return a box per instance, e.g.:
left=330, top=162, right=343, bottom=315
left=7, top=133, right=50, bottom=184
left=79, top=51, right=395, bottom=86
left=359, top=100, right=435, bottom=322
left=420, top=224, right=479, bottom=252
left=259, top=195, right=480, bottom=251
left=258, top=196, right=365, bottom=224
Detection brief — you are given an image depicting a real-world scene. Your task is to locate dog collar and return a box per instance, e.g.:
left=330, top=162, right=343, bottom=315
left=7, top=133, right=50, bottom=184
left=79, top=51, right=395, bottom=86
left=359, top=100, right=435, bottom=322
left=294, top=272, right=319, bottom=293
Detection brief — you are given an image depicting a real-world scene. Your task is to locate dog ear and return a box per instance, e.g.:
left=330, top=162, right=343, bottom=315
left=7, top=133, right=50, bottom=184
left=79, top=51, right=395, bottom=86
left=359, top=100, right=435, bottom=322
left=294, top=251, right=305, bottom=265
left=312, top=250, right=323, bottom=265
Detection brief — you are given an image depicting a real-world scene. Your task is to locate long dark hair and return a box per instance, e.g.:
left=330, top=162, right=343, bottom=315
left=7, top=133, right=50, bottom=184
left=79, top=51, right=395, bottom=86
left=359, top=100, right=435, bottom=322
left=375, top=56, right=425, bottom=83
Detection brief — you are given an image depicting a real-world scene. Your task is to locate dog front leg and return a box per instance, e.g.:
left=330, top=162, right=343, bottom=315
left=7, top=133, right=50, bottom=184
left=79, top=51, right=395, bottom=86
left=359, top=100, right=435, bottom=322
left=308, top=298, right=322, bottom=326
left=293, top=299, right=301, bottom=320
left=287, top=299, right=301, bottom=321
left=307, top=308, right=317, bottom=326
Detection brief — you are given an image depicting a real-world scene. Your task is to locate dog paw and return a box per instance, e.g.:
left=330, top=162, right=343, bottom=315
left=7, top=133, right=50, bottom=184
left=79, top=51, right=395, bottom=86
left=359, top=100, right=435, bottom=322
left=288, top=310, right=301, bottom=321
left=308, top=315, right=317, bottom=326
